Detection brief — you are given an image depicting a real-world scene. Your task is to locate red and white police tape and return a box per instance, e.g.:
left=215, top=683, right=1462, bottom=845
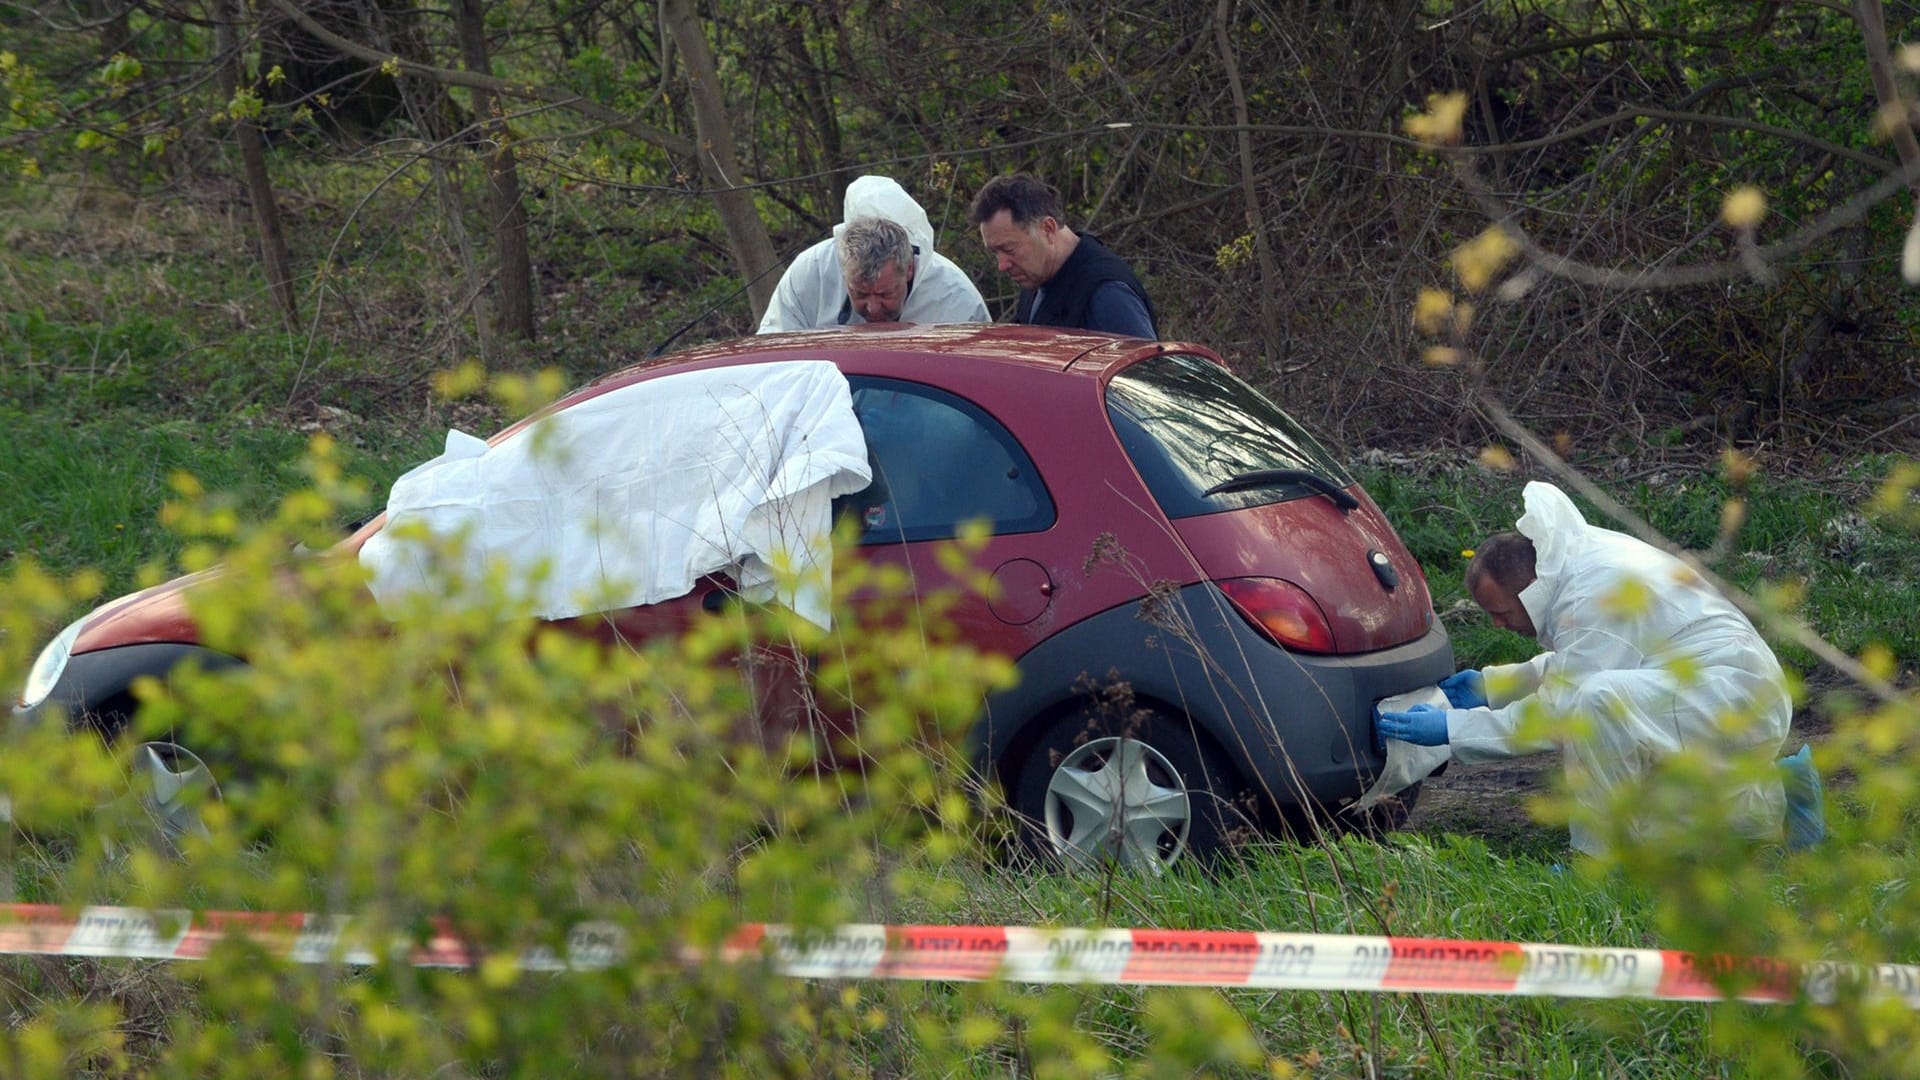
left=2, top=903, right=1915, bottom=1008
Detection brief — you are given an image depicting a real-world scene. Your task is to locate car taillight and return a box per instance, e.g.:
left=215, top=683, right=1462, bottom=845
left=1217, top=577, right=1337, bottom=654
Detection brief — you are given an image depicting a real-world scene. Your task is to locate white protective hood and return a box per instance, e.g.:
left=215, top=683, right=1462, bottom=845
left=833, top=175, right=937, bottom=261
left=756, top=176, right=989, bottom=333
left=359, top=361, right=872, bottom=630
left=1511, top=480, right=1587, bottom=642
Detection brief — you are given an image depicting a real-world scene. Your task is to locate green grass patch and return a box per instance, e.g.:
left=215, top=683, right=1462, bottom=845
left=0, top=404, right=434, bottom=597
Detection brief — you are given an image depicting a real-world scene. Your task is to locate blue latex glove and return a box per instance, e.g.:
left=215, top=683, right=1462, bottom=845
left=1439, top=669, right=1487, bottom=708
left=1376, top=704, right=1450, bottom=747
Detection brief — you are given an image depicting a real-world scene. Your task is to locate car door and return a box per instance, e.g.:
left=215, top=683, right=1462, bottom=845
left=817, top=376, right=1062, bottom=703
left=581, top=375, right=1063, bottom=760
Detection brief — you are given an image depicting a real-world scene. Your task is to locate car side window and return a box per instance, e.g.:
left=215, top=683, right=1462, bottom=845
left=837, top=377, right=1055, bottom=545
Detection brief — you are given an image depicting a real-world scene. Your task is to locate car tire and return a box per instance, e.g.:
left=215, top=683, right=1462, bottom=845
left=1009, top=709, right=1252, bottom=872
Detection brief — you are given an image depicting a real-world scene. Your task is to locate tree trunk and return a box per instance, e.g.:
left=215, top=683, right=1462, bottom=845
left=1855, top=0, right=1920, bottom=190
left=1214, top=0, right=1282, bottom=365
left=454, top=0, right=536, bottom=341
left=660, top=0, right=781, bottom=322
left=214, top=0, right=299, bottom=328
left=781, top=8, right=847, bottom=227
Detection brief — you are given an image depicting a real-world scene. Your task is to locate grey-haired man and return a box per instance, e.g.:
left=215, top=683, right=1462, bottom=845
left=758, top=175, right=988, bottom=332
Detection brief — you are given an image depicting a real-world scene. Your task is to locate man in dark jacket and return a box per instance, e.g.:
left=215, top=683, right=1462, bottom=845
left=969, top=174, right=1157, bottom=338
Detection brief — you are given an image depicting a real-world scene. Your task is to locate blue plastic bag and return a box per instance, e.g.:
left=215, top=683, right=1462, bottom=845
left=1779, top=743, right=1826, bottom=850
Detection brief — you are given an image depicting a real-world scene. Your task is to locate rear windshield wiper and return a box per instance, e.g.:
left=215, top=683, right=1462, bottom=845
left=1200, top=468, right=1358, bottom=512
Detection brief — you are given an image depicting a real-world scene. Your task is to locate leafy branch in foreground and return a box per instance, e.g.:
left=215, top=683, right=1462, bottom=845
left=0, top=431, right=1307, bottom=1076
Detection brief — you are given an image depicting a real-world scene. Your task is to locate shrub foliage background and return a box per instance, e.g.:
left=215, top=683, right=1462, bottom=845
left=5, top=1, right=1920, bottom=450
left=2, top=436, right=1044, bottom=1076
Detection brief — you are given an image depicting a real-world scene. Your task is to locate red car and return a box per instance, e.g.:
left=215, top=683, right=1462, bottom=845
left=15, top=325, right=1451, bottom=869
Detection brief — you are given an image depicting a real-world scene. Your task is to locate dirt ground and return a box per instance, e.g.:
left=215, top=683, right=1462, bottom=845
left=1401, top=754, right=1561, bottom=851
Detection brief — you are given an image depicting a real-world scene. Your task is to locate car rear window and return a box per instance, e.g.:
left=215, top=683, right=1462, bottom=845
left=1106, top=352, right=1352, bottom=519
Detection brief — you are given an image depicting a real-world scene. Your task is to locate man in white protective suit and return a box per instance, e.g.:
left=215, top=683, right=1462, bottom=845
left=756, top=175, right=989, bottom=332
left=1377, top=481, right=1803, bottom=856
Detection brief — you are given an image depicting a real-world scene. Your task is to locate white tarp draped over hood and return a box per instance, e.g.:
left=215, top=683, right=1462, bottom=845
left=359, top=360, right=872, bottom=629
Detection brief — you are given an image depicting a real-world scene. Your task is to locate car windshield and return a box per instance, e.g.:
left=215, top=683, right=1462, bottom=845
left=1106, top=352, right=1352, bottom=519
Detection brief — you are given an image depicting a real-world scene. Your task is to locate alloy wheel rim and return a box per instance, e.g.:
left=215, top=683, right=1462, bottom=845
left=128, top=742, right=218, bottom=844
left=1042, top=736, right=1191, bottom=872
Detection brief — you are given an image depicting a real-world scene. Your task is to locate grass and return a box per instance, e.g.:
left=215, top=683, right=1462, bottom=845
left=0, top=404, right=436, bottom=597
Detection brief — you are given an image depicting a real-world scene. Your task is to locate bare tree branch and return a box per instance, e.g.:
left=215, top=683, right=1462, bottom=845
left=1854, top=0, right=1920, bottom=192
left=1450, top=151, right=1920, bottom=290
left=1213, top=0, right=1284, bottom=368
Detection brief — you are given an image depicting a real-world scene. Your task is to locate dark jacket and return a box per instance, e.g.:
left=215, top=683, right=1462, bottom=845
left=1012, top=234, right=1157, bottom=337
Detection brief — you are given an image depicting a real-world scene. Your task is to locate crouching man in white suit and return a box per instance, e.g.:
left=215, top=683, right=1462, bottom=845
left=1378, top=481, right=1812, bottom=856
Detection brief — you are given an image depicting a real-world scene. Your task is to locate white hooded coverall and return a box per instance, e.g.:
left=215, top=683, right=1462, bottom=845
left=756, top=175, right=990, bottom=333
left=1445, top=482, right=1791, bottom=855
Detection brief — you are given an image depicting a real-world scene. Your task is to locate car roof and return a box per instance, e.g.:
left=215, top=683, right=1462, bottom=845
left=662, top=322, right=1126, bottom=371
left=538, top=324, right=1200, bottom=427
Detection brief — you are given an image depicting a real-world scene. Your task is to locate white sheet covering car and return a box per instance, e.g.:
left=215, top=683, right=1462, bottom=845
left=360, top=360, right=872, bottom=630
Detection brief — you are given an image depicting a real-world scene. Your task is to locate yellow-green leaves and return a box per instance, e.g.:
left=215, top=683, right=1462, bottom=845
left=1404, top=91, right=1467, bottom=146
left=0, top=416, right=1063, bottom=1073
left=226, top=89, right=264, bottom=122
left=1451, top=226, right=1520, bottom=294
left=1411, top=288, right=1450, bottom=336
left=3, top=50, right=56, bottom=129
left=1138, top=989, right=1265, bottom=1070
left=1720, top=186, right=1766, bottom=230
left=1869, top=460, right=1920, bottom=527
left=1413, top=287, right=1477, bottom=368
left=1600, top=575, right=1653, bottom=620
left=1858, top=641, right=1897, bottom=682
left=96, top=52, right=142, bottom=90
left=1216, top=233, right=1255, bottom=271
left=431, top=359, right=490, bottom=401
left=1720, top=447, right=1757, bottom=487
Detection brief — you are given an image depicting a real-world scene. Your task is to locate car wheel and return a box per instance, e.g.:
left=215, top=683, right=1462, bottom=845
left=111, top=741, right=220, bottom=849
left=1011, top=711, right=1249, bottom=873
